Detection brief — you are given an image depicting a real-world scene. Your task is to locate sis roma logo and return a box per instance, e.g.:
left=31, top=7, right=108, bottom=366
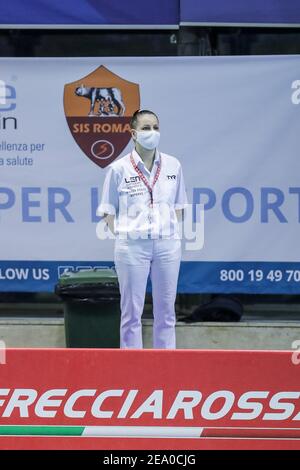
left=63, top=66, right=140, bottom=168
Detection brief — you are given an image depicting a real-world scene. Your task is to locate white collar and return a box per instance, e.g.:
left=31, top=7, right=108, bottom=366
left=132, top=148, right=160, bottom=169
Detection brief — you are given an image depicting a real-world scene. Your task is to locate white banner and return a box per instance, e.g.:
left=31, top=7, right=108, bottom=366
left=1, top=56, right=300, bottom=292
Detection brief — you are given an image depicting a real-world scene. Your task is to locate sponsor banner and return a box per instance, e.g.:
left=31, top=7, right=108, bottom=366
left=0, top=349, right=300, bottom=449
left=0, top=0, right=179, bottom=28
left=181, top=0, right=300, bottom=26
left=2, top=261, right=300, bottom=293
left=1, top=56, right=300, bottom=293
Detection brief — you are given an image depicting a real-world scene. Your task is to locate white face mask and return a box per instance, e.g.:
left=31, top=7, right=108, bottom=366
left=135, top=130, right=160, bottom=150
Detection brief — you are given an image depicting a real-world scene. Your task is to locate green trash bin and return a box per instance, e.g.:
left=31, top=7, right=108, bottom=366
left=55, top=268, right=120, bottom=348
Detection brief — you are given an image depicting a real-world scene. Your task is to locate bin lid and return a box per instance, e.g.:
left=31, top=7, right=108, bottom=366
left=57, top=268, right=119, bottom=286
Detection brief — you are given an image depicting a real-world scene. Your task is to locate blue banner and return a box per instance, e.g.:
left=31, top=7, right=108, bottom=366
left=0, top=0, right=179, bottom=28
left=2, top=261, right=300, bottom=293
left=181, top=0, right=300, bottom=26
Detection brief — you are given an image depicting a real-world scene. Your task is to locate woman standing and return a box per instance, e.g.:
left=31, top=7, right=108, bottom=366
left=98, top=110, right=188, bottom=349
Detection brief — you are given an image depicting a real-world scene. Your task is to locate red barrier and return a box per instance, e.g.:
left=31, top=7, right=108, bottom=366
left=0, top=349, right=300, bottom=449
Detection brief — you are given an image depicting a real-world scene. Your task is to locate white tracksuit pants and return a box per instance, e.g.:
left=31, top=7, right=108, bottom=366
left=114, top=237, right=182, bottom=349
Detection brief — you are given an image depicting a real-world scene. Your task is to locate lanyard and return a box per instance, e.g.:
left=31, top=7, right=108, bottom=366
left=130, top=152, right=161, bottom=207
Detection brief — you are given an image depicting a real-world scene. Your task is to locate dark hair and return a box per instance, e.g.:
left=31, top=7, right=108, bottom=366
left=130, top=109, right=159, bottom=129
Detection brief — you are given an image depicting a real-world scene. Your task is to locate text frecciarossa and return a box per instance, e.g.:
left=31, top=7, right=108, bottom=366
left=0, top=389, right=300, bottom=420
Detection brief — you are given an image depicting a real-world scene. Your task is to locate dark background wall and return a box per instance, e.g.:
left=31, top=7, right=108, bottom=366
left=1, top=27, right=300, bottom=57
